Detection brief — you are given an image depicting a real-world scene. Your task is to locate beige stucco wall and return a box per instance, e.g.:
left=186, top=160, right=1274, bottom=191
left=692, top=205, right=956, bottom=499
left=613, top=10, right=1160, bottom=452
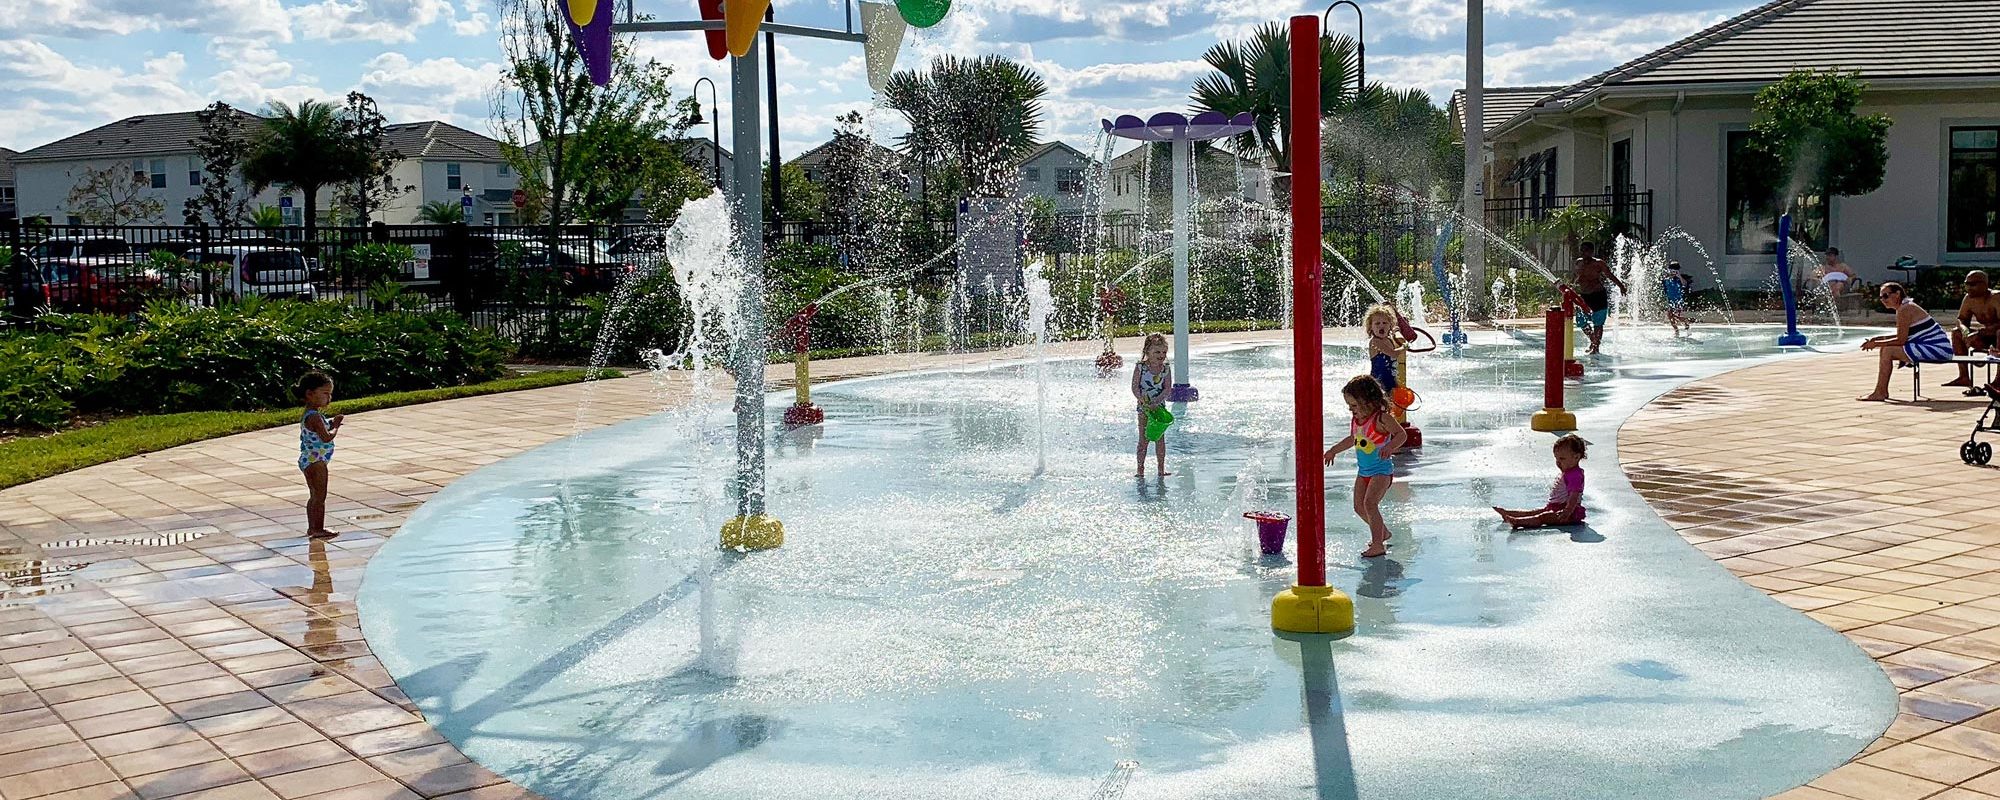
left=1492, top=87, right=2000, bottom=288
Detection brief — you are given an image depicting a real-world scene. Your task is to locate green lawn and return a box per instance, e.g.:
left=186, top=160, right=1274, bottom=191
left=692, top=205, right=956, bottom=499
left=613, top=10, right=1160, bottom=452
left=0, top=370, right=614, bottom=490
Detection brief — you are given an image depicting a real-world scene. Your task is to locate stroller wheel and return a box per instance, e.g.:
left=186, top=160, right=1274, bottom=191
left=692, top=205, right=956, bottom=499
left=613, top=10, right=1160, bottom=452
left=1965, top=441, right=1980, bottom=465
left=1979, top=442, right=1995, bottom=466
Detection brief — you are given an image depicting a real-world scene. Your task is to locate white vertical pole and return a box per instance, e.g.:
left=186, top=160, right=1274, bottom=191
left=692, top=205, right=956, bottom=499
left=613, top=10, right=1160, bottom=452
left=1171, top=134, right=1194, bottom=399
left=730, top=42, right=768, bottom=518
left=1463, top=0, right=1485, bottom=305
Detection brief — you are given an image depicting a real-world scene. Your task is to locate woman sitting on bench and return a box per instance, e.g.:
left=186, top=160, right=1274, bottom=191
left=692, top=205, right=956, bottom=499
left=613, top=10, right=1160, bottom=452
left=1859, top=282, right=1955, bottom=402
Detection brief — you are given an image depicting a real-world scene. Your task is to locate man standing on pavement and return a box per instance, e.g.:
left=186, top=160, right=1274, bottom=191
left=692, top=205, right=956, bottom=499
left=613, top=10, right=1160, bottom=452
left=1574, top=241, right=1626, bottom=355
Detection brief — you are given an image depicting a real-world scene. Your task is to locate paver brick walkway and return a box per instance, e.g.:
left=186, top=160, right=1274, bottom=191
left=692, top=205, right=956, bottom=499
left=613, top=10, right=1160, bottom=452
left=0, top=329, right=1989, bottom=799
left=1621, top=349, right=2000, bottom=800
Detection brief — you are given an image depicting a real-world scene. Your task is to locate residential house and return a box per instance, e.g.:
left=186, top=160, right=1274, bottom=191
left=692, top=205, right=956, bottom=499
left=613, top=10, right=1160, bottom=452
left=1, top=148, right=16, bottom=220
left=788, top=138, right=913, bottom=208
left=11, top=109, right=321, bottom=226
left=675, top=138, right=736, bottom=193
left=1103, top=142, right=1275, bottom=215
left=1013, top=141, right=1094, bottom=213
left=378, top=121, right=519, bottom=225
left=1463, top=0, right=2000, bottom=287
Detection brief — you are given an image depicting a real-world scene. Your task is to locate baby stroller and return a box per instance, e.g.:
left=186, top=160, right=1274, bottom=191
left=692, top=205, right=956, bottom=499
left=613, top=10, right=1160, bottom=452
left=1963, top=386, right=2000, bottom=466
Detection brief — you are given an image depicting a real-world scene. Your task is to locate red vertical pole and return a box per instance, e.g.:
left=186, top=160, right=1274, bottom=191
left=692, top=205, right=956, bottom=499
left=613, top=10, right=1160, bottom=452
left=1544, top=306, right=1563, bottom=411
left=1290, top=13, right=1325, bottom=590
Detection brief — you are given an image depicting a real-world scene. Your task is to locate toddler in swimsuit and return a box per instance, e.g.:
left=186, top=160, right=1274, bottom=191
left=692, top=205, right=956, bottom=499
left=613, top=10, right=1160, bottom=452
left=1494, top=434, right=1589, bottom=530
left=1323, top=375, right=1407, bottom=558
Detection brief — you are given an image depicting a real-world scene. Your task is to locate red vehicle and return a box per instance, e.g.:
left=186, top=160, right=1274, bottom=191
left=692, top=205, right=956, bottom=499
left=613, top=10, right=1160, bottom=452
left=43, top=260, right=163, bottom=313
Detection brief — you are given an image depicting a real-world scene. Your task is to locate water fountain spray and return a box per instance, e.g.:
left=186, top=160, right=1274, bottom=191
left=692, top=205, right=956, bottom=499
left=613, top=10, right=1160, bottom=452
left=1102, top=111, right=1257, bottom=403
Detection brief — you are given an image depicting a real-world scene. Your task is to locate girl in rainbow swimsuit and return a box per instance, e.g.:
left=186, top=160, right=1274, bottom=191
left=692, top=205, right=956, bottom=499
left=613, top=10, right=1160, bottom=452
left=1322, top=375, right=1408, bottom=558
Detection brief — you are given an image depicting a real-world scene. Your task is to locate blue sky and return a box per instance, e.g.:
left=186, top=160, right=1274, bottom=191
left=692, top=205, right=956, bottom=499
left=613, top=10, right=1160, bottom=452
left=0, top=0, right=1744, bottom=158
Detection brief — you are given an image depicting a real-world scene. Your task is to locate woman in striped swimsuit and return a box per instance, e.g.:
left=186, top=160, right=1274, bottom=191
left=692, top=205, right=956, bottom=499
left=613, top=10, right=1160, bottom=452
left=1859, top=282, right=1954, bottom=402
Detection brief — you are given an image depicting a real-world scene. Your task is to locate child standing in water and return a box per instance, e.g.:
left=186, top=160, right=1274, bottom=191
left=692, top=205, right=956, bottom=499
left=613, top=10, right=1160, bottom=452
left=1322, top=375, right=1406, bottom=558
left=1131, top=333, right=1172, bottom=478
left=1364, top=304, right=1405, bottom=399
left=298, top=371, right=344, bottom=540
left=1494, top=434, right=1590, bottom=530
left=1663, top=262, right=1694, bottom=337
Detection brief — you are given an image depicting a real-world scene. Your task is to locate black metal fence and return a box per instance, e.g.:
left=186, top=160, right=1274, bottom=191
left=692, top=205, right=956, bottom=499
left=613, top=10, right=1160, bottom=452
left=1484, top=190, right=1654, bottom=240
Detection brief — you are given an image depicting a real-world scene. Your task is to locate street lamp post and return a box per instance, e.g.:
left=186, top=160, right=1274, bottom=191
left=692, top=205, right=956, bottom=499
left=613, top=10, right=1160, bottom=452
left=691, top=77, right=723, bottom=189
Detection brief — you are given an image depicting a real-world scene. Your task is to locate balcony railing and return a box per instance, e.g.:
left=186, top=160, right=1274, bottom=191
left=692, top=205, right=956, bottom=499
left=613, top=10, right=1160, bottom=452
left=1485, top=190, right=1653, bottom=240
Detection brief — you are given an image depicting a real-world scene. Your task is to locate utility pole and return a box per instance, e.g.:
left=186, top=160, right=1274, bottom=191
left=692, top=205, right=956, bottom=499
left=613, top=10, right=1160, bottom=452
left=1463, top=0, right=1485, bottom=305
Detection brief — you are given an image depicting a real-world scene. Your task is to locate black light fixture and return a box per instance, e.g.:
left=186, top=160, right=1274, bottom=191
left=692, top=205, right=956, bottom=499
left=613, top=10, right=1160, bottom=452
left=692, top=76, right=722, bottom=189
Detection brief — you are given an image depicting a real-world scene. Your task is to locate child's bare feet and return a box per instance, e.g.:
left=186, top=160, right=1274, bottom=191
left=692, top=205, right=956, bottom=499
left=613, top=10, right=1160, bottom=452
left=1159, top=471, right=1172, bottom=477
left=1856, top=392, right=1889, bottom=402
left=1360, top=544, right=1387, bottom=558
left=308, top=529, right=340, bottom=540
left=1944, top=377, right=1974, bottom=388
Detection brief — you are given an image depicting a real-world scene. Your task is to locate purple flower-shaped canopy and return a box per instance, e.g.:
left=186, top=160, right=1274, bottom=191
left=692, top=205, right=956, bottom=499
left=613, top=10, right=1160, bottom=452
left=1101, top=111, right=1255, bottom=142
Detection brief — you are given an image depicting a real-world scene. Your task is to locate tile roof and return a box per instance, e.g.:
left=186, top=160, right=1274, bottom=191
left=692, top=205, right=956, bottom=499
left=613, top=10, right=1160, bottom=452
left=14, top=109, right=266, bottom=163
left=0, top=148, right=15, bottom=184
left=1493, top=0, right=2000, bottom=136
left=1449, top=87, right=1564, bottom=137
left=381, top=121, right=505, bottom=161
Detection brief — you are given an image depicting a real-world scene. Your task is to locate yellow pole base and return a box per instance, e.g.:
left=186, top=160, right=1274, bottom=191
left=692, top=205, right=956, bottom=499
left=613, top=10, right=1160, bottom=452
left=720, top=514, right=785, bottom=551
left=1271, top=584, right=1355, bottom=634
left=1530, top=408, right=1578, bottom=432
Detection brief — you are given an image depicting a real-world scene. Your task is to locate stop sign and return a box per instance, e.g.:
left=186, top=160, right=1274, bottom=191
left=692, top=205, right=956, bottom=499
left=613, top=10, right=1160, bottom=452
left=511, top=189, right=527, bottom=208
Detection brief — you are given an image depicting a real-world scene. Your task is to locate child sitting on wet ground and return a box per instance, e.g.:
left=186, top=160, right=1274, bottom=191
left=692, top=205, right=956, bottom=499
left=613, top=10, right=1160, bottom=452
left=1494, top=434, right=1590, bottom=530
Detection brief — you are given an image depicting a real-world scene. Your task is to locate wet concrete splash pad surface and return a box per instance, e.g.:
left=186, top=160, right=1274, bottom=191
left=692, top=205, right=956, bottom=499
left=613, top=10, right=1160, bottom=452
left=360, top=327, right=1896, bottom=799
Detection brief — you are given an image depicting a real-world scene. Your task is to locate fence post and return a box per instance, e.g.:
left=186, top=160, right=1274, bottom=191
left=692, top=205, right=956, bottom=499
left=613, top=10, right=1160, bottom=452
left=5, top=217, right=23, bottom=319
left=447, top=222, right=473, bottom=315
left=197, top=222, right=213, bottom=307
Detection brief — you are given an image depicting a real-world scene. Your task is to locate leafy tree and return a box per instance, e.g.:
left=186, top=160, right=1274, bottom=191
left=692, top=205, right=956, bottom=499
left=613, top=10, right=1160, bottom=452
left=883, top=55, right=1048, bottom=203
left=417, top=200, right=466, bottom=224
left=763, top=163, right=826, bottom=223
left=65, top=164, right=164, bottom=224
left=249, top=205, right=285, bottom=228
left=242, top=100, right=356, bottom=250
left=493, top=0, right=694, bottom=230
left=1191, top=24, right=1365, bottom=176
left=1742, top=69, right=1892, bottom=214
left=183, top=102, right=253, bottom=226
left=818, top=110, right=913, bottom=270
left=333, top=92, right=413, bottom=224
left=1324, top=87, right=1462, bottom=199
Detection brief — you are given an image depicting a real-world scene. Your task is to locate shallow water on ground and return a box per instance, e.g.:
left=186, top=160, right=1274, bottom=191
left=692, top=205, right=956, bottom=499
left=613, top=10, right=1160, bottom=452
left=361, top=325, right=1896, bottom=800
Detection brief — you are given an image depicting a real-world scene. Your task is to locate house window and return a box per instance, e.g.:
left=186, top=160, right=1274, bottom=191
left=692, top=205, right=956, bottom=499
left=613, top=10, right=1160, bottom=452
left=132, top=160, right=145, bottom=183
left=498, top=163, right=511, bottom=177
left=149, top=159, right=167, bottom=189
left=1725, top=131, right=1828, bottom=255
left=1948, top=126, right=2000, bottom=252
left=1056, top=168, right=1084, bottom=194
left=1024, top=167, right=1041, bottom=183
left=447, top=163, right=462, bottom=190
left=189, top=169, right=202, bottom=186
left=0, top=187, right=13, bottom=204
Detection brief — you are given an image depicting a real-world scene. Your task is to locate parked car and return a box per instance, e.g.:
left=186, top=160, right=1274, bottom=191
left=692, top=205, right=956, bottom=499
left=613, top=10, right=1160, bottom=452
left=3, top=253, right=50, bottom=311
left=187, top=246, right=317, bottom=302
left=27, top=236, right=137, bottom=268
left=472, top=233, right=634, bottom=291
left=43, top=260, right=163, bottom=313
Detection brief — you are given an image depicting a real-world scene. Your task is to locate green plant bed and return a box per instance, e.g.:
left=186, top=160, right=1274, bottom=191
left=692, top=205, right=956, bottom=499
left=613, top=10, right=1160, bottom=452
left=0, top=370, right=611, bottom=490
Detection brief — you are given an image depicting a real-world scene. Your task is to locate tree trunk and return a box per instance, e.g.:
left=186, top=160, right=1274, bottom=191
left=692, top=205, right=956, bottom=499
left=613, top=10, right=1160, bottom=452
left=303, top=182, right=321, bottom=259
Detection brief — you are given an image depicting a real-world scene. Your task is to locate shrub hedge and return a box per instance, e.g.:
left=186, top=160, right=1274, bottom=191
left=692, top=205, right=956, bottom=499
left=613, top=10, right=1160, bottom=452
left=2, top=299, right=510, bottom=430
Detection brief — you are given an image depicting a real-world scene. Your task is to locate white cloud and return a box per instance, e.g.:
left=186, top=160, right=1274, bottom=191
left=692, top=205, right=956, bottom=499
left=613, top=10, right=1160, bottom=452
left=294, top=0, right=462, bottom=43
left=357, top=52, right=506, bottom=131
left=0, top=0, right=291, bottom=40
left=0, top=41, right=206, bottom=149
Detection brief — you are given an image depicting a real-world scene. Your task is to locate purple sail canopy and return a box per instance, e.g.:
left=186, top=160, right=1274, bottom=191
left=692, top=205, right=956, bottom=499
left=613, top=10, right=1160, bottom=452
left=1101, top=111, right=1254, bottom=142
left=562, top=0, right=614, bottom=86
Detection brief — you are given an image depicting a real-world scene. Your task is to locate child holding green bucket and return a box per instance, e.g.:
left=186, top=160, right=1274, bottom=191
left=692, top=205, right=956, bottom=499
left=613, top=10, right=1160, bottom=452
left=1132, top=333, right=1173, bottom=477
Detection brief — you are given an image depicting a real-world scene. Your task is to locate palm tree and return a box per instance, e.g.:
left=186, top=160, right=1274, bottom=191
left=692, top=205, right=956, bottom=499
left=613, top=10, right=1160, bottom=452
left=1191, top=23, right=1364, bottom=175
left=248, top=205, right=285, bottom=229
left=241, top=100, right=358, bottom=253
left=417, top=201, right=467, bottom=224
left=883, top=55, right=1048, bottom=202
